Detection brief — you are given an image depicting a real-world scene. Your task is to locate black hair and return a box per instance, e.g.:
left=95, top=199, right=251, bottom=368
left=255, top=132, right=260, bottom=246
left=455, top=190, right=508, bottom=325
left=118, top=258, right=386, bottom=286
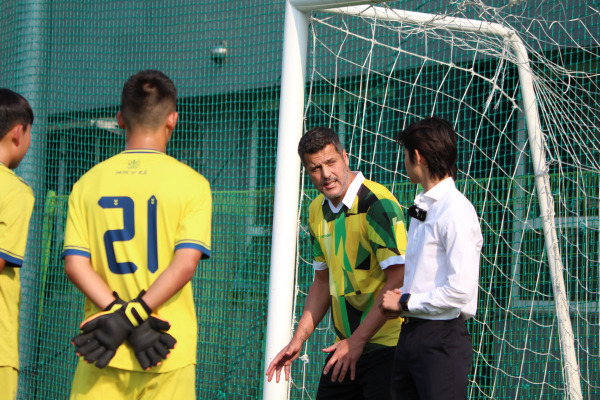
left=120, top=70, right=177, bottom=130
left=0, top=88, right=34, bottom=140
left=298, top=127, right=344, bottom=164
left=397, top=116, right=458, bottom=180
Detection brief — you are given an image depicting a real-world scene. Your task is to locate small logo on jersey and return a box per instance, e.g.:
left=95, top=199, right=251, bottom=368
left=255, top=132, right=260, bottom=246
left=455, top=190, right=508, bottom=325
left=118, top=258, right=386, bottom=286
left=316, top=233, right=331, bottom=238
left=128, top=160, right=140, bottom=169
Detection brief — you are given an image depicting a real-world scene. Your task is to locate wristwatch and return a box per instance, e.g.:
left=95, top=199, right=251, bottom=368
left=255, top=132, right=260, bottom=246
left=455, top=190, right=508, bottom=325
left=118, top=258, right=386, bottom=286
left=399, top=293, right=411, bottom=312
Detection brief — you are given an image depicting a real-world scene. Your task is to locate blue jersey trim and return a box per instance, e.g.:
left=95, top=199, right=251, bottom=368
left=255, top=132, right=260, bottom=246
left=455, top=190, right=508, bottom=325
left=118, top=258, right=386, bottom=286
left=175, top=242, right=211, bottom=258
left=0, top=250, right=23, bottom=267
left=61, top=249, right=91, bottom=259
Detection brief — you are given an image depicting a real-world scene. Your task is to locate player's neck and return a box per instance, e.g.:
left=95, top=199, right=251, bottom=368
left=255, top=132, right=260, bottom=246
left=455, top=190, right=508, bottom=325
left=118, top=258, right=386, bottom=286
left=0, top=143, right=16, bottom=169
left=421, top=173, right=450, bottom=193
left=125, top=130, right=169, bottom=152
left=0, top=150, right=9, bottom=168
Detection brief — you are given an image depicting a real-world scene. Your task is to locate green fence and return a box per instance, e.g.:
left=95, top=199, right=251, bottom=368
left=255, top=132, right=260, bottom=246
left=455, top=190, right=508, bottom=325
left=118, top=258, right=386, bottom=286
left=1, top=0, right=599, bottom=399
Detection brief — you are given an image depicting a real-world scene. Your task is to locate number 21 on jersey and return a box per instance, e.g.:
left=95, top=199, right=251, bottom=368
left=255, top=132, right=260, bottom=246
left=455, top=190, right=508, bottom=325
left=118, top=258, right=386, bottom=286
left=99, top=196, right=158, bottom=274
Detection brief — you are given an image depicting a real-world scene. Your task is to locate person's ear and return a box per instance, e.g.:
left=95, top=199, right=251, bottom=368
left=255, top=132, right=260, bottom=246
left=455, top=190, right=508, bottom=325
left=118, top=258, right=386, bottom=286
left=342, top=149, right=349, bottom=166
left=166, top=111, right=178, bottom=132
left=11, top=125, right=24, bottom=146
left=414, top=149, right=424, bottom=165
left=116, top=112, right=127, bottom=130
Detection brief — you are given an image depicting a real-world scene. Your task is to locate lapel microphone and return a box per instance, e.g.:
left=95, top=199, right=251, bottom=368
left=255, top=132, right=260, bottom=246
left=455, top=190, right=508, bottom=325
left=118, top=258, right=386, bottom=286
left=408, top=205, right=427, bottom=222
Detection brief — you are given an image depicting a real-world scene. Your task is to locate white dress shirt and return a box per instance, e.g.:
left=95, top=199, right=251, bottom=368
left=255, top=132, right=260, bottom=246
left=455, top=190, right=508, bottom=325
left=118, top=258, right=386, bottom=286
left=402, top=177, right=483, bottom=320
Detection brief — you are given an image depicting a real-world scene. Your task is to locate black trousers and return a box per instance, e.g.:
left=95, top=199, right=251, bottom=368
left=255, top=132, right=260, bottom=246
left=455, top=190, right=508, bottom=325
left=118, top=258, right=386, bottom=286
left=316, top=346, right=396, bottom=400
left=391, top=317, right=473, bottom=400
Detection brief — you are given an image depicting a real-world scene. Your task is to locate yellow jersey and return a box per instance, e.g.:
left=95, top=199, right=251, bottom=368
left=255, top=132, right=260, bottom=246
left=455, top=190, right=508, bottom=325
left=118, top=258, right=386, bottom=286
left=0, top=163, right=35, bottom=369
left=63, top=149, right=211, bottom=372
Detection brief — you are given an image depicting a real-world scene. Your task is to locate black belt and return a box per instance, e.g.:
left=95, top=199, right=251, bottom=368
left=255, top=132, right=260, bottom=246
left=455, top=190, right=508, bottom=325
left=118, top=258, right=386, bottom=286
left=402, top=316, right=462, bottom=325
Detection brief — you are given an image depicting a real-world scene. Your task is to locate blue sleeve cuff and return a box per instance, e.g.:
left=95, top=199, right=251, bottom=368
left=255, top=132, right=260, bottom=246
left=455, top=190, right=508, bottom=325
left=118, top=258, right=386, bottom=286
left=0, top=251, right=23, bottom=267
left=175, top=242, right=211, bottom=259
left=61, top=248, right=91, bottom=259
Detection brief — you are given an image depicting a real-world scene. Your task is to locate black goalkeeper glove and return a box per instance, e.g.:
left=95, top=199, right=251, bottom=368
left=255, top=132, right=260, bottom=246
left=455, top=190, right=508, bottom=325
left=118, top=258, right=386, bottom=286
left=72, top=291, right=152, bottom=368
left=72, top=292, right=125, bottom=360
left=128, top=315, right=177, bottom=370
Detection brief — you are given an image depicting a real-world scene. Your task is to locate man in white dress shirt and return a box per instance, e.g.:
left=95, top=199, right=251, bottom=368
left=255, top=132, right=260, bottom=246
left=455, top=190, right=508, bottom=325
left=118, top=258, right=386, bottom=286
left=379, top=116, right=483, bottom=400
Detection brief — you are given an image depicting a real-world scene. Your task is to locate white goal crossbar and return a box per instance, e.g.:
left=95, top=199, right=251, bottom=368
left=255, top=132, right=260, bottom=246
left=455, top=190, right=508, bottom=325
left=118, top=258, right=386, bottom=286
left=262, top=1, right=583, bottom=399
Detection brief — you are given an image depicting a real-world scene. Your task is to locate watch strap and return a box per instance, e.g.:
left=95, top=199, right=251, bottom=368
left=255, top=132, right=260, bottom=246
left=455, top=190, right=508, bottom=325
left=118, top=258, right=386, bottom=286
left=399, top=293, right=411, bottom=312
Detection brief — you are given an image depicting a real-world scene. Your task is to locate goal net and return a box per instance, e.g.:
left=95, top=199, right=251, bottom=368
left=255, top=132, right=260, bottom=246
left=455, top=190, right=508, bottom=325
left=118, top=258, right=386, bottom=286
left=281, top=1, right=600, bottom=399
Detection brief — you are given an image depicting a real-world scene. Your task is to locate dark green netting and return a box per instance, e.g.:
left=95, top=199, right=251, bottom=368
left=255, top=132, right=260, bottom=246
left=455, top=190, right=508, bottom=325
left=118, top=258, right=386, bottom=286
left=0, top=0, right=598, bottom=399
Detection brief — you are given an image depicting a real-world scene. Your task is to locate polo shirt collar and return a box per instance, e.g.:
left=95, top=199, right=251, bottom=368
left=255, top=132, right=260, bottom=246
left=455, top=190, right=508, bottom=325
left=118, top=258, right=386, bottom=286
left=323, top=171, right=364, bottom=212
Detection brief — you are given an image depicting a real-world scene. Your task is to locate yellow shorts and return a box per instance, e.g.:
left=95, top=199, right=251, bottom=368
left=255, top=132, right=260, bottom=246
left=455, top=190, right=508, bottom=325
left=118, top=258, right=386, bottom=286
left=70, top=361, right=195, bottom=400
left=0, top=366, right=18, bottom=400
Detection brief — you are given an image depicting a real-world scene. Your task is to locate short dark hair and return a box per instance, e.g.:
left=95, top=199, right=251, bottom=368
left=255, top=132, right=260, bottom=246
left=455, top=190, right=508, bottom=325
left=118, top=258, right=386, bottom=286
left=397, top=116, right=458, bottom=180
left=0, top=88, right=34, bottom=140
left=120, top=70, right=177, bottom=130
left=298, top=127, right=345, bottom=164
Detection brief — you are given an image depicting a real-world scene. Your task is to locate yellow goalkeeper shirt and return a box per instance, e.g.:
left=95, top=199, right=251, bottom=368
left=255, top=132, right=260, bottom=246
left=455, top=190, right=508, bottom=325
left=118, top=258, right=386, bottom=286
left=309, top=173, right=407, bottom=352
left=62, top=149, right=211, bottom=372
left=0, top=163, right=35, bottom=370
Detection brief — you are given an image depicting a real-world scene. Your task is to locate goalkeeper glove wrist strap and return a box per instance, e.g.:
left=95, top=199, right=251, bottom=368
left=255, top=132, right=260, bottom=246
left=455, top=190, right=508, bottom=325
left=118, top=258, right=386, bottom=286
left=104, top=291, right=126, bottom=312
left=123, top=290, right=152, bottom=328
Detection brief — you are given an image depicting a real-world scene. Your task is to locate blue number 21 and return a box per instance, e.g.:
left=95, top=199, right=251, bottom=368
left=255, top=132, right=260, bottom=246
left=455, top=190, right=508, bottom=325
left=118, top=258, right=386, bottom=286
left=99, top=196, right=158, bottom=274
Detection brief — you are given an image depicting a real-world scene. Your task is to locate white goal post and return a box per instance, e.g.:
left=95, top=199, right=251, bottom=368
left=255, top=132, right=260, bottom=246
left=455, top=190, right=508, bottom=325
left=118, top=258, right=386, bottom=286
left=262, top=1, right=583, bottom=399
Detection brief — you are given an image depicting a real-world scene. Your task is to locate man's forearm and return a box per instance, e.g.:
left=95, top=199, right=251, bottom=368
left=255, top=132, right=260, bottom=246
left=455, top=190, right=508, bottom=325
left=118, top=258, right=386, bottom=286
left=142, top=248, right=202, bottom=310
left=292, top=269, right=330, bottom=343
left=350, top=282, right=396, bottom=344
left=64, top=255, right=115, bottom=310
left=351, top=264, right=404, bottom=344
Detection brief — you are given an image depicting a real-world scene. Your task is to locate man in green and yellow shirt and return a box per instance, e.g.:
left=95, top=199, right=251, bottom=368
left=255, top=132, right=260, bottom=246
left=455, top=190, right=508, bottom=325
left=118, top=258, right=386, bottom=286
left=267, top=127, right=407, bottom=399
